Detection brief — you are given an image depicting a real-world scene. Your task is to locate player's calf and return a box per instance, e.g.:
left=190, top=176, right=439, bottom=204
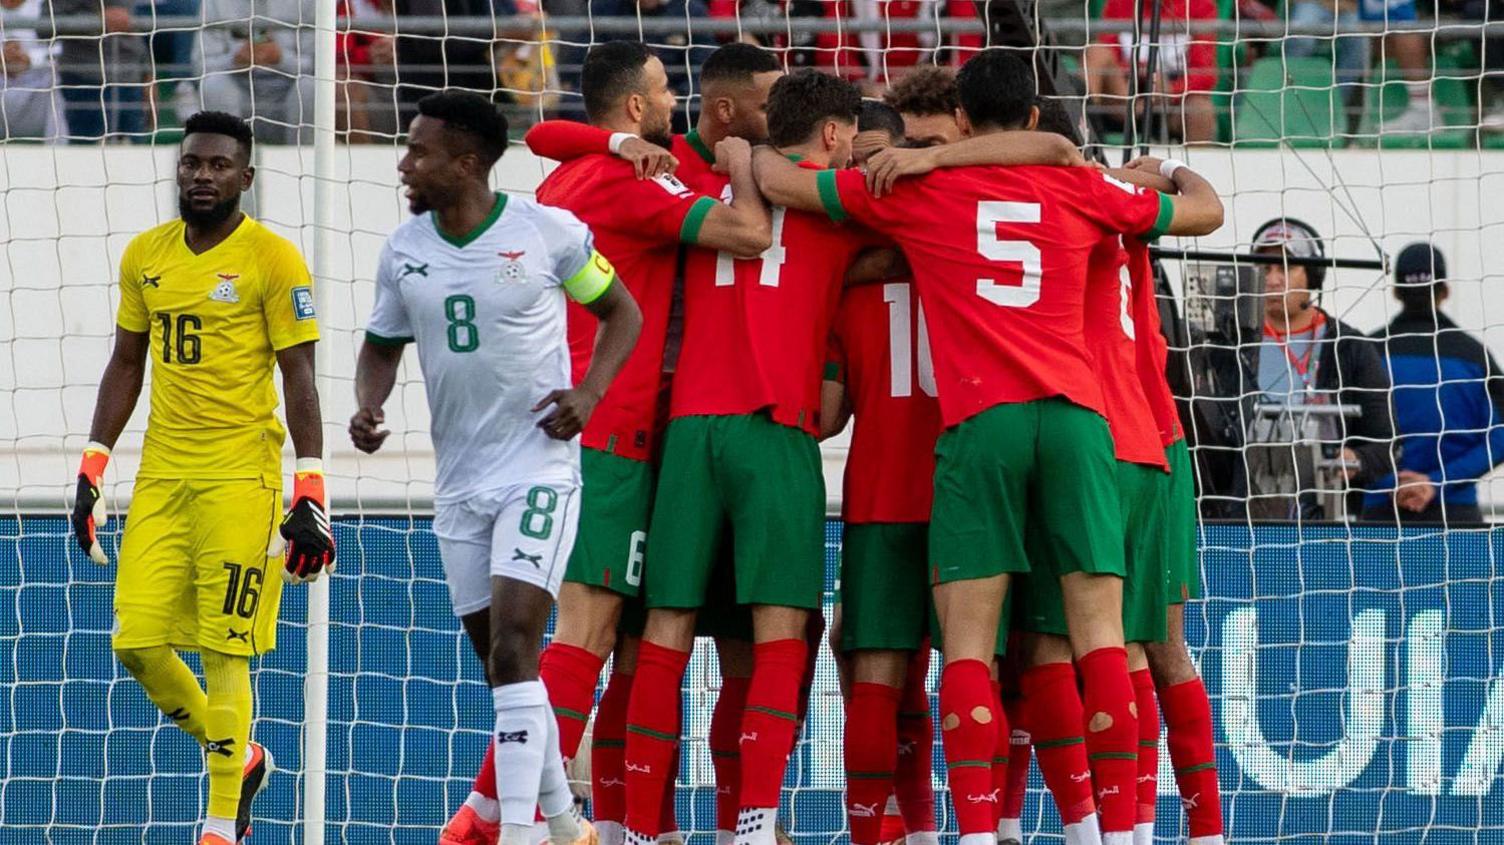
left=735, top=605, right=812, bottom=845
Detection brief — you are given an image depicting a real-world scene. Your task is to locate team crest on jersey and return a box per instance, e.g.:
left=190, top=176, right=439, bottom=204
left=208, top=273, right=240, bottom=304
left=497, top=250, right=528, bottom=284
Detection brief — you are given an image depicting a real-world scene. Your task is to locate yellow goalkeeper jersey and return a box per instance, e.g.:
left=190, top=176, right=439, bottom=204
left=115, top=215, right=320, bottom=485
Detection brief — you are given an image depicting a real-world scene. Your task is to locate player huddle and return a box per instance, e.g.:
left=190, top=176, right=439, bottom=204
left=73, top=37, right=1227, bottom=845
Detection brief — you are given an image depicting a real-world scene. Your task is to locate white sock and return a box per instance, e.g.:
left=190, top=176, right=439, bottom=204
left=1102, top=832, right=1133, bottom=845
left=493, top=681, right=551, bottom=827
left=957, top=833, right=994, bottom=845
left=716, top=830, right=736, bottom=845
left=502, top=823, right=536, bottom=845
left=1188, top=837, right=1226, bottom=845
left=596, top=820, right=625, bottom=845
left=1063, top=813, right=1103, bottom=845
left=733, top=807, right=777, bottom=845
left=539, top=704, right=576, bottom=822
left=201, top=815, right=236, bottom=841
left=996, top=817, right=1024, bottom=841
left=547, top=810, right=582, bottom=845
left=906, top=832, right=940, bottom=845
left=1406, top=79, right=1432, bottom=104
left=1132, top=822, right=1154, bottom=845
left=464, top=790, right=501, bottom=823
left=626, top=829, right=658, bottom=845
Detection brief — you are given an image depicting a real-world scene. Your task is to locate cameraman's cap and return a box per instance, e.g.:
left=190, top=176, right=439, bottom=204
left=1395, top=242, right=1447, bottom=286
left=1252, top=218, right=1322, bottom=258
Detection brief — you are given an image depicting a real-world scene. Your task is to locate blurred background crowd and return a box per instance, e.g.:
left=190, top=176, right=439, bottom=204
left=1, top=0, right=1503, bottom=147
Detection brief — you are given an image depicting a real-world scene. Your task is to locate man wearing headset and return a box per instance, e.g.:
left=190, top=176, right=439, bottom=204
left=1248, top=218, right=1395, bottom=520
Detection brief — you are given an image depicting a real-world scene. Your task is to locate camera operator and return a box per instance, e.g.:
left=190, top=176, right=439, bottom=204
left=1246, top=218, right=1395, bottom=520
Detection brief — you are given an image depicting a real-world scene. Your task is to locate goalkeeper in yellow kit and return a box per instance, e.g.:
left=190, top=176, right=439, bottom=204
left=71, top=111, right=336, bottom=845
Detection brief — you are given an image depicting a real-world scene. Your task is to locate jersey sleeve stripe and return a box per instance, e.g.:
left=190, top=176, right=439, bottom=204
left=563, top=250, right=617, bottom=305
left=365, top=330, right=414, bottom=346
left=1143, top=192, right=1175, bottom=240
left=816, top=169, right=848, bottom=223
left=680, top=196, right=717, bottom=243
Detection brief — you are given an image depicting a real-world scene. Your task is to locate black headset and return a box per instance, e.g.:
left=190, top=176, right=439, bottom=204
left=1252, top=217, right=1327, bottom=290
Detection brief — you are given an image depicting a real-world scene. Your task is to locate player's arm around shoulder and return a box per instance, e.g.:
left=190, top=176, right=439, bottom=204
left=692, top=136, right=771, bottom=258
left=1123, top=156, right=1224, bottom=237
left=751, top=144, right=827, bottom=214
left=862, top=131, right=1085, bottom=197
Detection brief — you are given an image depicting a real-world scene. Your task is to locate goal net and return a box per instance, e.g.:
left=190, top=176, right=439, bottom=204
left=3, top=0, right=1503, bottom=842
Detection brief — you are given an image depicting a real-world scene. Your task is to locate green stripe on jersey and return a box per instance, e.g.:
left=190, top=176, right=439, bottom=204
left=816, top=169, right=847, bottom=223
left=1144, top=192, right=1175, bottom=240
left=680, top=196, right=716, bottom=244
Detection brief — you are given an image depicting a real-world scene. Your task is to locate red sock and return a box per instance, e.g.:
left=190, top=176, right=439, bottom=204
left=938, top=659, right=998, bottom=836
left=540, top=642, right=606, bottom=761
left=711, top=675, right=751, bottom=832
left=660, top=738, right=680, bottom=834
left=1132, top=669, right=1159, bottom=829
left=624, top=643, right=690, bottom=836
left=591, top=670, right=633, bottom=824
left=1160, top=677, right=1223, bottom=838
left=739, top=639, right=808, bottom=809
left=1020, top=662, right=1094, bottom=826
left=879, top=800, right=906, bottom=842
left=895, top=646, right=935, bottom=834
left=989, top=680, right=1009, bottom=828
left=1000, top=692, right=1030, bottom=823
left=845, top=682, right=902, bottom=845
left=1078, top=647, right=1137, bottom=835
left=473, top=741, right=497, bottom=800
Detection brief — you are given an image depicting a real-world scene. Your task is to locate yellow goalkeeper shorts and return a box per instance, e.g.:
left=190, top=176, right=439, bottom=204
left=112, top=477, right=284, bottom=657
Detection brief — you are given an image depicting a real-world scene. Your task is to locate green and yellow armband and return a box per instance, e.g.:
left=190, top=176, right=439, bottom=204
left=563, top=250, right=617, bottom=305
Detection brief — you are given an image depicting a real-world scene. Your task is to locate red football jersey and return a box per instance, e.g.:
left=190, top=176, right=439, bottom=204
left=672, top=161, right=870, bottom=434
left=829, top=279, right=945, bottom=523
left=536, top=155, right=716, bottom=461
left=1084, top=237, right=1169, bottom=469
left=822, top=165, right=1173, bottom=428
left=673, top=130, right=721, bottom=193
left=1124, top=238, right=1183, bottom=446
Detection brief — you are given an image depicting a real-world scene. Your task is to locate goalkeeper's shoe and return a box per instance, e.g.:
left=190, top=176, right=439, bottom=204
left=572, top=818, right=601, bottom=845
left=439, top=803, right=500, bottom=845
left=198, top=835, right=235, bottom=845
left=235, top=740, right=274, bottom=842
left=270, top=458, right=335, bottom=584
left=70, top=443, right=111, bottom=565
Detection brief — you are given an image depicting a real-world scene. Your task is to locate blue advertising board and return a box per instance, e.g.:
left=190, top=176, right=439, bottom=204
left=2, top=518, right=1501, bottom=843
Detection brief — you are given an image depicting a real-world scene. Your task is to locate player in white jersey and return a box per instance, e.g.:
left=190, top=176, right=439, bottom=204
left=350, top=92, right=642, bottom=845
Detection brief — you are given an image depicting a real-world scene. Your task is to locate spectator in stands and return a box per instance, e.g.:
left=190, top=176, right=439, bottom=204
left=1, top=0, right=67, bottom=140
left=1366, top=243, right=1504, bottom=523
left=1083, top=0, right=1219, bottom=143
left=143, top=0, right=202, bottom=123
left=588, top=0, right=715, bottom=111
left=196, top=0, right=314, bottom=143
left=1284, top=0, right=1434, bottom=132
left=337, top=0, right=397, bottom=140
left=48, top=0, right=147, bottom=141
left=1248, top=217, right=1394, bottom=520
left=392, top=0, right=513, bottom=123
left=881, top=63, right=960, bottom=145
left=1449, top=0, right=1504, bottom=130
left=810, top=0, right=981, bottom=92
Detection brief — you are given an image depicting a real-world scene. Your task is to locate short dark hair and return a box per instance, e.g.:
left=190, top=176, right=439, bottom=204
left=857, top=99, right=906, bottom=142
left=767, top=70, right=862, bottom=147
left=956, top=50, right=1036, bottom=130
left=582, top=41, right=654, bottom=123
left=1033, top=96, right=1080, bottom=144
left=182, top=110, right=253, bottom=161
left=883, top=65, right=958, bottom=117
left=416, top=91, right=510, bottom=168
left=700, top=42, right=781, bottom=87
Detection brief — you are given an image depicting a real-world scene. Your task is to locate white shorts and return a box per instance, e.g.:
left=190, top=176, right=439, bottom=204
left=433, top=481, right=581, bottom=616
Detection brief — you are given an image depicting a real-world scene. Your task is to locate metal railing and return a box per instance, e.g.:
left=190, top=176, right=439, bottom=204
left=10, top=13, right=1504, bottom=39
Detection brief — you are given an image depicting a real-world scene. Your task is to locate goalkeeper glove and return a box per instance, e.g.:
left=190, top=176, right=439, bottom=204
left=270, top=458, right=335, bottom=584
left=71, top=442, right=111, bottom=565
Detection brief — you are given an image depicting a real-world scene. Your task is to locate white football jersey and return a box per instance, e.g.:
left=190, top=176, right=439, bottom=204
left=367, top=193, right=607, bottom=503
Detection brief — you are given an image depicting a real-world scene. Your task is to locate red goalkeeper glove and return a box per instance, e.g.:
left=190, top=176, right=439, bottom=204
left=271, top=458, right=335, bottom=584
left=70, top=442, right=111, bottom=565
